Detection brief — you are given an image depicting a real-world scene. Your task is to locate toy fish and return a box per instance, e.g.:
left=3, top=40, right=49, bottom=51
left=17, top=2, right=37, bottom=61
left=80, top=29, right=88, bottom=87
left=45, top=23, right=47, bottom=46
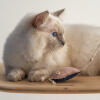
left=49, top=67, right=80, bottom=83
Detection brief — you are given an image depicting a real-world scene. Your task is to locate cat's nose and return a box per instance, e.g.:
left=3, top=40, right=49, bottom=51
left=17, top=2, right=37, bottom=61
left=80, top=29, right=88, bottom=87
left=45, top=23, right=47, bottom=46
left=61, top=41, right=65, bottom=46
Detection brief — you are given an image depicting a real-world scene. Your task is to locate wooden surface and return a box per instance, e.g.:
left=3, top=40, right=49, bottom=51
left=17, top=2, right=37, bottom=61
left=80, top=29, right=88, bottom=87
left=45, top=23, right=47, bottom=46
left=0, top=64, right=100, bottom=94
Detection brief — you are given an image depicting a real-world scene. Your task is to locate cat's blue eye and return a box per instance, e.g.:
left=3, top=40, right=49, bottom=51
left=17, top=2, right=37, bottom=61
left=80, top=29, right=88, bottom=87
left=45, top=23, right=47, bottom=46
left=51, top=32, right=57, bottom=37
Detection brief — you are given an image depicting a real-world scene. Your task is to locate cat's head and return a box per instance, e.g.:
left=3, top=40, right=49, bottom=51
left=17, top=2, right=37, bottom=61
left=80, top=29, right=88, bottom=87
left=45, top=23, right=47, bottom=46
left=32, top=9, right=65, bottom=51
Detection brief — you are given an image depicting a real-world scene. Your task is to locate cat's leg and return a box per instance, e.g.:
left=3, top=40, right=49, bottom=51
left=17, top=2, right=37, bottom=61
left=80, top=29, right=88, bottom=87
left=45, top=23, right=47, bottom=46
left=28, top=69, right=50, bottom=82
left=7, top=68, right=25, bottom=82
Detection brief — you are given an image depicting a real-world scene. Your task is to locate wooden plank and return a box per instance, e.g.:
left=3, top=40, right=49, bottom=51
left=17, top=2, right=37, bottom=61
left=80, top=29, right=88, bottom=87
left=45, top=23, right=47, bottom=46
left=0, top=64, right=100, bottom=94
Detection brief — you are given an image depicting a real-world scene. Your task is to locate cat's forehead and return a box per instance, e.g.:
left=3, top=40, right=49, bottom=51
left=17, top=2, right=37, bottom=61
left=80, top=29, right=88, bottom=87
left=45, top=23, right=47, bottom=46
left=39, top=14, right=64, bottom=33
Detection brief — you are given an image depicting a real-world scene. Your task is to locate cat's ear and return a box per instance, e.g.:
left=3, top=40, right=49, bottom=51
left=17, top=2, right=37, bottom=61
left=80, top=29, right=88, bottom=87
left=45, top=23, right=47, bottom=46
left=53, top=8, right=65, bottom=17
left=32, top=11, right=49, bottom=28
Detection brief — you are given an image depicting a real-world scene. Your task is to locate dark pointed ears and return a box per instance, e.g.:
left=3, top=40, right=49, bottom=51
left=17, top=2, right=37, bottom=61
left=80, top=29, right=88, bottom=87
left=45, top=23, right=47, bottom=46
left=32, top=11, right=49, bottom=28
left=53, top=8, right=65, bottom=17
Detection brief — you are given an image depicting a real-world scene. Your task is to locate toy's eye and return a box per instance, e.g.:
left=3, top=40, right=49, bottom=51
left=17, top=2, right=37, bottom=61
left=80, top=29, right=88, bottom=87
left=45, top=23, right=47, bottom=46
left=51, top=32, right=57, bottom=37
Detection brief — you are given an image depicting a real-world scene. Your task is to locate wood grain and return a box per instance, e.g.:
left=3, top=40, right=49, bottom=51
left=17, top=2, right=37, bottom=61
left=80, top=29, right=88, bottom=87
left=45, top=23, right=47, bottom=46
left=0, top=64, right=100, bottom=94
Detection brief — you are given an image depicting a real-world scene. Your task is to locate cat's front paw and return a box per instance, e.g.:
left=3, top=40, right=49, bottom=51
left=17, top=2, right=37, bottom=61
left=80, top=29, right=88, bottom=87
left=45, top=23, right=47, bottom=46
left=28, top=69, right=49, bottom=82
left=7, top=69, right=25, bottom=82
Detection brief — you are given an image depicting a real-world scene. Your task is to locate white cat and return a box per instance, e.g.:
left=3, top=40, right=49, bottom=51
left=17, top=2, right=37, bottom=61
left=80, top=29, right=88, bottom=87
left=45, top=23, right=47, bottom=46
left=3, top=9, right=100, bottom=82
left=3, top=9, right=71, bottom=82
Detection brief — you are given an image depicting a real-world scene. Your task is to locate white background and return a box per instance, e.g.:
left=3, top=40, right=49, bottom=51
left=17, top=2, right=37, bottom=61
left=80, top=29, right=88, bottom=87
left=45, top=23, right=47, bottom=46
left=0, top=0, right=100, bottom=99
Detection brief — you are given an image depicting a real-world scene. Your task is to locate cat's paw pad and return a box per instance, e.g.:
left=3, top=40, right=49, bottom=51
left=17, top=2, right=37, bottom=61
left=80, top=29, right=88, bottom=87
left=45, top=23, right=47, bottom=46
left=28, top=70, right=49, bottom=82
left=7, top=69, right=25, bottom=82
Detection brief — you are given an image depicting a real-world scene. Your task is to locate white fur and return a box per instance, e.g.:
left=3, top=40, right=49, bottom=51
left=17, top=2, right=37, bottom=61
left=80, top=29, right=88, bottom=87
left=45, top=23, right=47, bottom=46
left=64, top=24, right=100, bottom=75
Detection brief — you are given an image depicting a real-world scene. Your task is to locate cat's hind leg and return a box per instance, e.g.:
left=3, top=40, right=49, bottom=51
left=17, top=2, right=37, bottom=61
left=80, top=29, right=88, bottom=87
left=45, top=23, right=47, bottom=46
left=7, top=68, right=25, bottom=82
